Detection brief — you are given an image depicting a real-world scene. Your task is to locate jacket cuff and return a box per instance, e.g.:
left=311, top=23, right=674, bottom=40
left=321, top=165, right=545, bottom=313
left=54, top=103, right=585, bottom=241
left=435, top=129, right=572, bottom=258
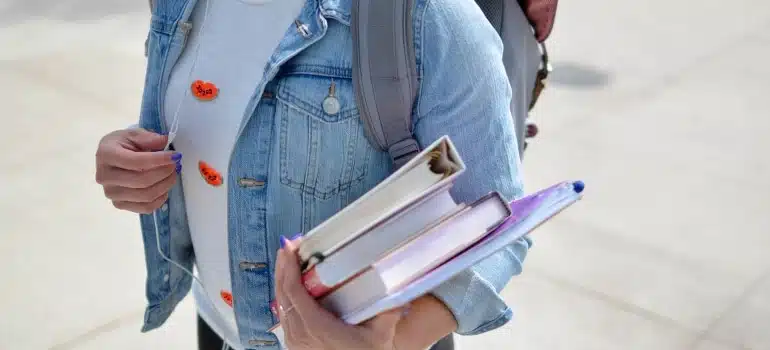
left=430, top=236, right=531, bottom=335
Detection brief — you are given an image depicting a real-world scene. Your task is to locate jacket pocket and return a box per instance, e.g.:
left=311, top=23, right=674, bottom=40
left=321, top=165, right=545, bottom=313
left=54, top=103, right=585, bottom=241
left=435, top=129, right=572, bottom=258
left=275, top=72, right=372, bottom=200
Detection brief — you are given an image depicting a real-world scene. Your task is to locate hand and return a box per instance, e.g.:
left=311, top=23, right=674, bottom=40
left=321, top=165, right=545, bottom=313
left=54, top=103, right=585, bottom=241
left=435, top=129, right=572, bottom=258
left=95, top=128, right=181, bottom=214
left=274, top=237, right=408, bottom=350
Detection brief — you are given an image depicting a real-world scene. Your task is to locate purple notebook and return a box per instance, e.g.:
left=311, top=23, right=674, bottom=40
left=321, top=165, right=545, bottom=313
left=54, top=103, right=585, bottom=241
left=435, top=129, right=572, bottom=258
left=340, top=180, right=585, bottom=325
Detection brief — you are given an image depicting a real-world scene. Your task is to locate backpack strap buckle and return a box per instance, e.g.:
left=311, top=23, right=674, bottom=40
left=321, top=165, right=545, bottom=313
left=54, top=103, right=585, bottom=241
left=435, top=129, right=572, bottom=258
left=529, top=42, right=552, bottom=111
left=388, top=138, right=421, bottom=169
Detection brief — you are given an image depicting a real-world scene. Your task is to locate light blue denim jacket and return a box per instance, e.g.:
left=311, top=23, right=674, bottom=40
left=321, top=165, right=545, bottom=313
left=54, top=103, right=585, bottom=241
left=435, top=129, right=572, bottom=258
left=138, top=0, right=533, bottom=348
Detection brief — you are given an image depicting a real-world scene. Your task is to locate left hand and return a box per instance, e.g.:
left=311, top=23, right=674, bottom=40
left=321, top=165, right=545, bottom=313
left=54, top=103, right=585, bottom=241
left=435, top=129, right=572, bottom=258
left=274, top=237, right=408, bottom=350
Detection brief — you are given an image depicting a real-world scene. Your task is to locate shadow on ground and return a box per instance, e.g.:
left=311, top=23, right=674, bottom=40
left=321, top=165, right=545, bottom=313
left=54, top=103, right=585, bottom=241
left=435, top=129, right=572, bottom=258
left=549, top=61, right=612, bottom=88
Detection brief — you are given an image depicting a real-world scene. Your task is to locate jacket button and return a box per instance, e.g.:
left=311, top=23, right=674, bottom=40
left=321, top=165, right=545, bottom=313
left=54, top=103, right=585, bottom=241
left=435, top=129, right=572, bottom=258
left=323, top=96, right=340, bottom=115
left=294, top=20, right=311, bottom=38
left=248, top=339, right=277, bottom=346
left=239, top=261, right=267, bottom=270
left=238, top=178, right=265, bottom=188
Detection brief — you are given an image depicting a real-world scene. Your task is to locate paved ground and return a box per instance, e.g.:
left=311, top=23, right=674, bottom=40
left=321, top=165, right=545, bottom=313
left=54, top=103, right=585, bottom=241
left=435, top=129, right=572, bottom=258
left=2, top=1, right=769, bottom=349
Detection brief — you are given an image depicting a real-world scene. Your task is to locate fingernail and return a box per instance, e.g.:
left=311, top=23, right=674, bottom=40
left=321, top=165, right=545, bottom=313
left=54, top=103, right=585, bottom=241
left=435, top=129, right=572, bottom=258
left=270, top=300, right=278, bottom=315
left=401, top=304, right=411, bottom=317
left=171, top=153, right=183, bottom=161
left=290, top=233, right=302, bottom=241
left=280, top=235, right=288, bottom=249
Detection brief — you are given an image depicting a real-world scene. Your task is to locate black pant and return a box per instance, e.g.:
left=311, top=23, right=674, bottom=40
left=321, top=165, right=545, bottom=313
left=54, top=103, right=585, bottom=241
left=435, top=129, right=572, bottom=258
left=197, top=316, right=454, bottom=350
left=198, top=316, right=229, bottom=350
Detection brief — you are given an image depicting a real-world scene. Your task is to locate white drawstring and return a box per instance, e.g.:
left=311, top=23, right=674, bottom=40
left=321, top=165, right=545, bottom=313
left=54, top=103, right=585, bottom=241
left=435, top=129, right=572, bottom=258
left=151, top=0, right=236, bottom=348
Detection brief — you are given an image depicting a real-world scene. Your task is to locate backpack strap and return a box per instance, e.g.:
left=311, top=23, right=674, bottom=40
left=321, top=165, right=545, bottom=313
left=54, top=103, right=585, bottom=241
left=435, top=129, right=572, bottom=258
left=351, top=0, right=420, bottom=169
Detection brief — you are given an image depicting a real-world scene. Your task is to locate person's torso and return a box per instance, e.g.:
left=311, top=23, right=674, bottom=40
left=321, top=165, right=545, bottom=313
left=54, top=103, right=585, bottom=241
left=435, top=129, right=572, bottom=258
left=136, top=0, right=505, bottom=349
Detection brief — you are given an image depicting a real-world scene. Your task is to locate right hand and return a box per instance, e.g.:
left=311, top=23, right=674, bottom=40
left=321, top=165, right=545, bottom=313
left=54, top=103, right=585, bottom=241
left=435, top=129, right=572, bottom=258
left=95, top=128, right=182, bottom=214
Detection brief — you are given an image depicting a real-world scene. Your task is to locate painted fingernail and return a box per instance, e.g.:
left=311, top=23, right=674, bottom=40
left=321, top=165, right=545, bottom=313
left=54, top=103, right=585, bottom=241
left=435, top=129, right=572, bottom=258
left=401, top=304, right=412, bottom=316
left=280, top=235, right=288, bottom=248
left=171, top=153, right=183, bottom=161
left=290, top=233, right=302, bottom=241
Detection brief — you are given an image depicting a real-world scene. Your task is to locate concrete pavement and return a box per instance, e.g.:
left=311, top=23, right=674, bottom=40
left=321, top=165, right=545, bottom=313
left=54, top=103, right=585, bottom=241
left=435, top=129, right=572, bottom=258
left=1, top=0, right=769, bottom=349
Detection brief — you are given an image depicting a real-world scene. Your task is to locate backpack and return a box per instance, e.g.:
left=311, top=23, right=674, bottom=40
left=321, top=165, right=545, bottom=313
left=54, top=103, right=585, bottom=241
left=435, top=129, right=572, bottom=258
left=352, top=0, right=557, bottom=169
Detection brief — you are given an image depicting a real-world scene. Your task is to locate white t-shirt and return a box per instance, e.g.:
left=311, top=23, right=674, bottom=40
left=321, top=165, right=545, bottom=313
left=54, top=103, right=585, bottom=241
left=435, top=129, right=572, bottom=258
left=163, top=0, right=303, bottom=348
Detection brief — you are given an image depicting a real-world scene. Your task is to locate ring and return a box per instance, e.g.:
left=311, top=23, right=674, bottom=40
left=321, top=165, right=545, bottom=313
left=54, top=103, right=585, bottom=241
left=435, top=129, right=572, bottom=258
left=279, top=304, right=295, bottom=315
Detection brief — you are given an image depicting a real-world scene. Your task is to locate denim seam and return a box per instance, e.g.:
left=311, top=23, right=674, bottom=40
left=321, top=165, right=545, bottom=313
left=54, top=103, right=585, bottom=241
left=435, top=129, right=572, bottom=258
left=276, top=85, right=358, bottom=123
left=149, top=16, right=175, bottom=35
left=412, top=0, right=429, bottom=126
left=319, top=8, right=351, bottom=26
left=276, top=103, right=366, bottom=199
left=279, top=64, right=353, bottom=79
left=141, top=272, right=191, bottom=332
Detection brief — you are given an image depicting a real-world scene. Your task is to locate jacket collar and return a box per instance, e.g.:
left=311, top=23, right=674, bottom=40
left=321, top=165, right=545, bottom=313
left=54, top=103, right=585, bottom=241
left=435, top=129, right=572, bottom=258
left=318, top=0, right=352, bottom=26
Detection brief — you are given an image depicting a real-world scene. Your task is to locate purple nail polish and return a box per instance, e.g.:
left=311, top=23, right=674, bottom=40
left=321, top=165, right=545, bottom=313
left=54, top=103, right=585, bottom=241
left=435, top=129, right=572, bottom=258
left=401, top=305, right=411, bottom=316
left=280, top=235, right=288, bottom=248
left=171, top=153, right=183, bottom=162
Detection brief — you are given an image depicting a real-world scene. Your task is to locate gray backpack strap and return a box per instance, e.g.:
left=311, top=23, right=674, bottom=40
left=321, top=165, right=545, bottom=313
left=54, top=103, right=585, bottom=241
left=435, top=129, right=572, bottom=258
left=351, top=0, right=420, bottom=169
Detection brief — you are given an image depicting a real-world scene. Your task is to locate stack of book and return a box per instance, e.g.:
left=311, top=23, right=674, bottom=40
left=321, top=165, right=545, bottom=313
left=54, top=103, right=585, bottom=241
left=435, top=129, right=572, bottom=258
left=271, top=136, right=584, bottom=326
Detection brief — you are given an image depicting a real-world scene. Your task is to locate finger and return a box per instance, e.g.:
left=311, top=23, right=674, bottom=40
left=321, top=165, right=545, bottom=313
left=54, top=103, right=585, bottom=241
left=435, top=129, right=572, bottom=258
left=278, top=241, right=343, bottom=330
left=96, top=164, right=176, bottom=188
left=274, top=242, right=287, bottom=317
left=289, top=234, right=303, bottom=244
left=273, top=251, right=289, bottom=325
left=100, top=145, right=179, bottom=171
left=275, top=245, right=309, bottom=346
left=125, top=128, right=170, bottom=152
left=274, top=235, right=303, bottom=311
left=112, top=192, right=169, bottom=214
left=275, top=243, right=300, bottom=322
left=281, top=301, right=307, bottom=348
left=104, top=171, right=177, bottom=203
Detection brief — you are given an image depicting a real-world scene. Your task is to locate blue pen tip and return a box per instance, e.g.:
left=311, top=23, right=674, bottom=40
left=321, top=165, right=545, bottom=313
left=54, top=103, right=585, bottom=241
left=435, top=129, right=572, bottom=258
left=572, top=180, right=585, bottom=193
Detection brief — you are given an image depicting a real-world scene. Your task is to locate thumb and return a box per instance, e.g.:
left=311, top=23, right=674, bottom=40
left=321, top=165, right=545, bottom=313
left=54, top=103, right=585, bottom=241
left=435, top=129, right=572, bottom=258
left=126, top=128, right=169, bottom=152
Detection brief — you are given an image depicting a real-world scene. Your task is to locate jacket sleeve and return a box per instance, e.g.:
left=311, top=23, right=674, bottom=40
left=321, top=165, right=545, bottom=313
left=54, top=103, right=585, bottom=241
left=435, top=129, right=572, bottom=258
left=412, top=0, right=534, bottom=335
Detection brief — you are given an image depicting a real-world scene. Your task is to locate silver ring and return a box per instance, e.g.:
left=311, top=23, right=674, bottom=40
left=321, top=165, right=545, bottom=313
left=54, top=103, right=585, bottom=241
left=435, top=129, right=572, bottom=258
left=280, top=304, right=296, bottom=315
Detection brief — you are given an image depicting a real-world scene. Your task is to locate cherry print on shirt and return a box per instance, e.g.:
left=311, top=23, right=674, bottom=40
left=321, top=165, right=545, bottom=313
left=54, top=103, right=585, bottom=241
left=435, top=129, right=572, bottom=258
left=191, top=80, right=219, bottom=101
left=220, top=290, right=233, bottom=308
left=199, top=161, right=224, bottom=186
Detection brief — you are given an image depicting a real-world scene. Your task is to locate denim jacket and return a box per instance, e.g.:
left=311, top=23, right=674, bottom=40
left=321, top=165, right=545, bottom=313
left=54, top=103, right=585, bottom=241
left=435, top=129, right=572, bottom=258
left=138, top=0, right=535, bottom=348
